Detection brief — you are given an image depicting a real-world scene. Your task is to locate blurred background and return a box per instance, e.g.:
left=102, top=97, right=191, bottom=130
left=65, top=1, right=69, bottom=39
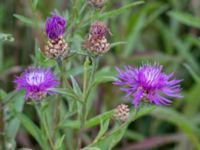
left=1, top=0, right=200, bottom=149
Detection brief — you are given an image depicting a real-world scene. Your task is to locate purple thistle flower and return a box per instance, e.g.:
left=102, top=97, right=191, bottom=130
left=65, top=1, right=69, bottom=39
left=45, top=13, right=66, bottom=40
left=14, top=67, right=59, bottom=100
left=113, top=63, right=182, bottom=107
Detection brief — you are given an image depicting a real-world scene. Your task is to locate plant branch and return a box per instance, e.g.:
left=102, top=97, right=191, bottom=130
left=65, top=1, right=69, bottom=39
left=35, top=102, right=55, bottom=150
left=78, top=57, right=90, bottom=149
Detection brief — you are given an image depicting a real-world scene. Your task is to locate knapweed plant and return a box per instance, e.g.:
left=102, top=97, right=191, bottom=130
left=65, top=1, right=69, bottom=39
left=1, top=0, right=192, bottom=150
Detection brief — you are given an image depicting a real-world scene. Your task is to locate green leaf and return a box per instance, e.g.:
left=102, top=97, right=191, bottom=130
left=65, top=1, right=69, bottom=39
left=98, top=1, right=145, bottom=20
left=124, top=130, right=144, bottom=141
left=82, top=147, right=101, bottom=150
left=55, top=135, right=65, bottom=150
left=90, top=104, right=156, bottom=149
left=173, top=38, right=199, bottom=71
left=3, top=90, right=23, bottom=104
left=70, top=76, right=83, bottom=97
left=123, top=13, right=146, bottom=57
left=145, top=4, right=169, bottom=25
left=18, top=148, right=32, bottom=150
left=151, top=107, right=200, bottom=149
left=0, top=89, right=6, bottom=100
left=48, top=88, right=82, bottom=103
left=168, top=11, right=200, bottom=29
left=4, top=91, right=24, bottom=149
left=85, top=110, right=114, bottom=128
left=32, top=0, right=39, bottom=10
left=92, top=67, right=117, bottom=87
left=59, top=110, right=114, bottom=129
left=13, top=14, right=35, bottom=26
left=110, top=41, right=127, bottom=49
left=12, top=108, right=48, bottom=149
left=92, top=124, right=127, bottom=150
left=183, top=84, right=200, bottom=116
left=73, top=50, right=89, bottom=56
left=93, top=120, right=110, bottom=143
left=183, top=63, right=200, bottom=83
left=92, top=76, right=116, bottom=87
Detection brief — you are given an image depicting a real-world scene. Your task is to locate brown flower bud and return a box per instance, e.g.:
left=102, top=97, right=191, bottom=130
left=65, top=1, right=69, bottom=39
left=83, top=34, right=110, bottom=55
left=114, top=104, right=130, bottom=122
left=83, top=21, right=110, bottom=55
left=89, top=21, right=108, bottom=40
left=44, top=36, right=69, bottom=58
left=88, top=0, right=106, bottom=8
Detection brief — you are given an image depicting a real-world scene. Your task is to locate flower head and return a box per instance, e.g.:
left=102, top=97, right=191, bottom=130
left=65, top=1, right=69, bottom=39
left=113, top=63, right=182, bottom=107
left=88, top=0, right=106, bottom=8
left=45, top=13, right=66, bottom=40
left=14, top=67, right=59, bottom=100
left=45, top=36, right=69, bottom=58
left=83, top=21, right=110, bottom=55
left=89, top=21, right=108, bottom=39
left=114, top=104, right=129, bottom=122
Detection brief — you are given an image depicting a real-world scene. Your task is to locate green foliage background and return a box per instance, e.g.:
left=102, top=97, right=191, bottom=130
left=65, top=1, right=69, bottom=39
left=1, top=0, right=200, bottom=150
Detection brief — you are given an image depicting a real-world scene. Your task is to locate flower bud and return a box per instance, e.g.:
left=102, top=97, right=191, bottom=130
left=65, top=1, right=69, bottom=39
left=45, top=14, right=66, bottom=40
left=90, top=21, right=108, bottom=40
left=44, top=36, right=69, bottom=58
left=83, top=21, right=110, bottom=55
left=114, top=104, right=130, bottom=122
left=88, top=0, right=106, bottom=8
left=84, top=34, right=110, bottom=55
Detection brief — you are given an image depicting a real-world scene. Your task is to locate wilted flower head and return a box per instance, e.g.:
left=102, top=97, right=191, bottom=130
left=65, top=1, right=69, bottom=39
left=14, top=67, right=59, bottom=100
left=89, top=21, right=108, bottom=39
left=83, top=21, right=110, bottom=55
left=113, top=63, right=182, bottom=107
left=45, top=13, right=66, bottom=40
left=88, top=0, right=106, bottom=8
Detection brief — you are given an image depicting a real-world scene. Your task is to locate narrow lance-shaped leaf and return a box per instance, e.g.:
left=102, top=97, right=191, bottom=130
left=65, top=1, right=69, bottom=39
left=98, top=1, right=145, bottom=20
left=151, top=107, right=200, bottom=150
left=59, top=110, right=114, bottom=129
left=32, top=0, right=39, bottom=10
left=93, top=120, right=110, bottom=143
left=11, top=107, right=48, bottom=150
left=89, top=104, right=156, bottom=149
left=13, top=14, right=36, bottom=26
left=168, top=11, right=200, bottom=29
left=183, top=63, right=200, bottom=83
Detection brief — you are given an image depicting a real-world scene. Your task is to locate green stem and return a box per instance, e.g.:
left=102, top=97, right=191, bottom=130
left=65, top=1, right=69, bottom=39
left=78, top=57, right=98, bottom=149
left=54, top=57, right=64, bottom=128
left=35, top=103, right=55, bottom=150
left=70, top=0, right=78, bottom=37
left=0, top=101, right=5, bottom=150
left=78, top=57, right=90, bottom=149
left=88, top=57, right=98, bottom=87
left=89, top=110, right=138, bottom=147
left=85, top=56, right=99, bottom=102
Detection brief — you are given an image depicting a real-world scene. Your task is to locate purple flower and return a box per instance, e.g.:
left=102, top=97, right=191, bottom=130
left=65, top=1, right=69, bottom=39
left=45, top=14, right=66, bottom=40
left=113, top=63, right=182, bottom=107
left=14, top=67, right=59, bottom=100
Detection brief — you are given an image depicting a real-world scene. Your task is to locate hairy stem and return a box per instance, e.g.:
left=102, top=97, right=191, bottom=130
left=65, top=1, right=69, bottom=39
left=78, top=57, right=90, bottom=149
left=54, top=57, right=64, bottom=128
left=35, top=103, right=55, bottom=150
left=78, top=57, right=98, bottom=149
